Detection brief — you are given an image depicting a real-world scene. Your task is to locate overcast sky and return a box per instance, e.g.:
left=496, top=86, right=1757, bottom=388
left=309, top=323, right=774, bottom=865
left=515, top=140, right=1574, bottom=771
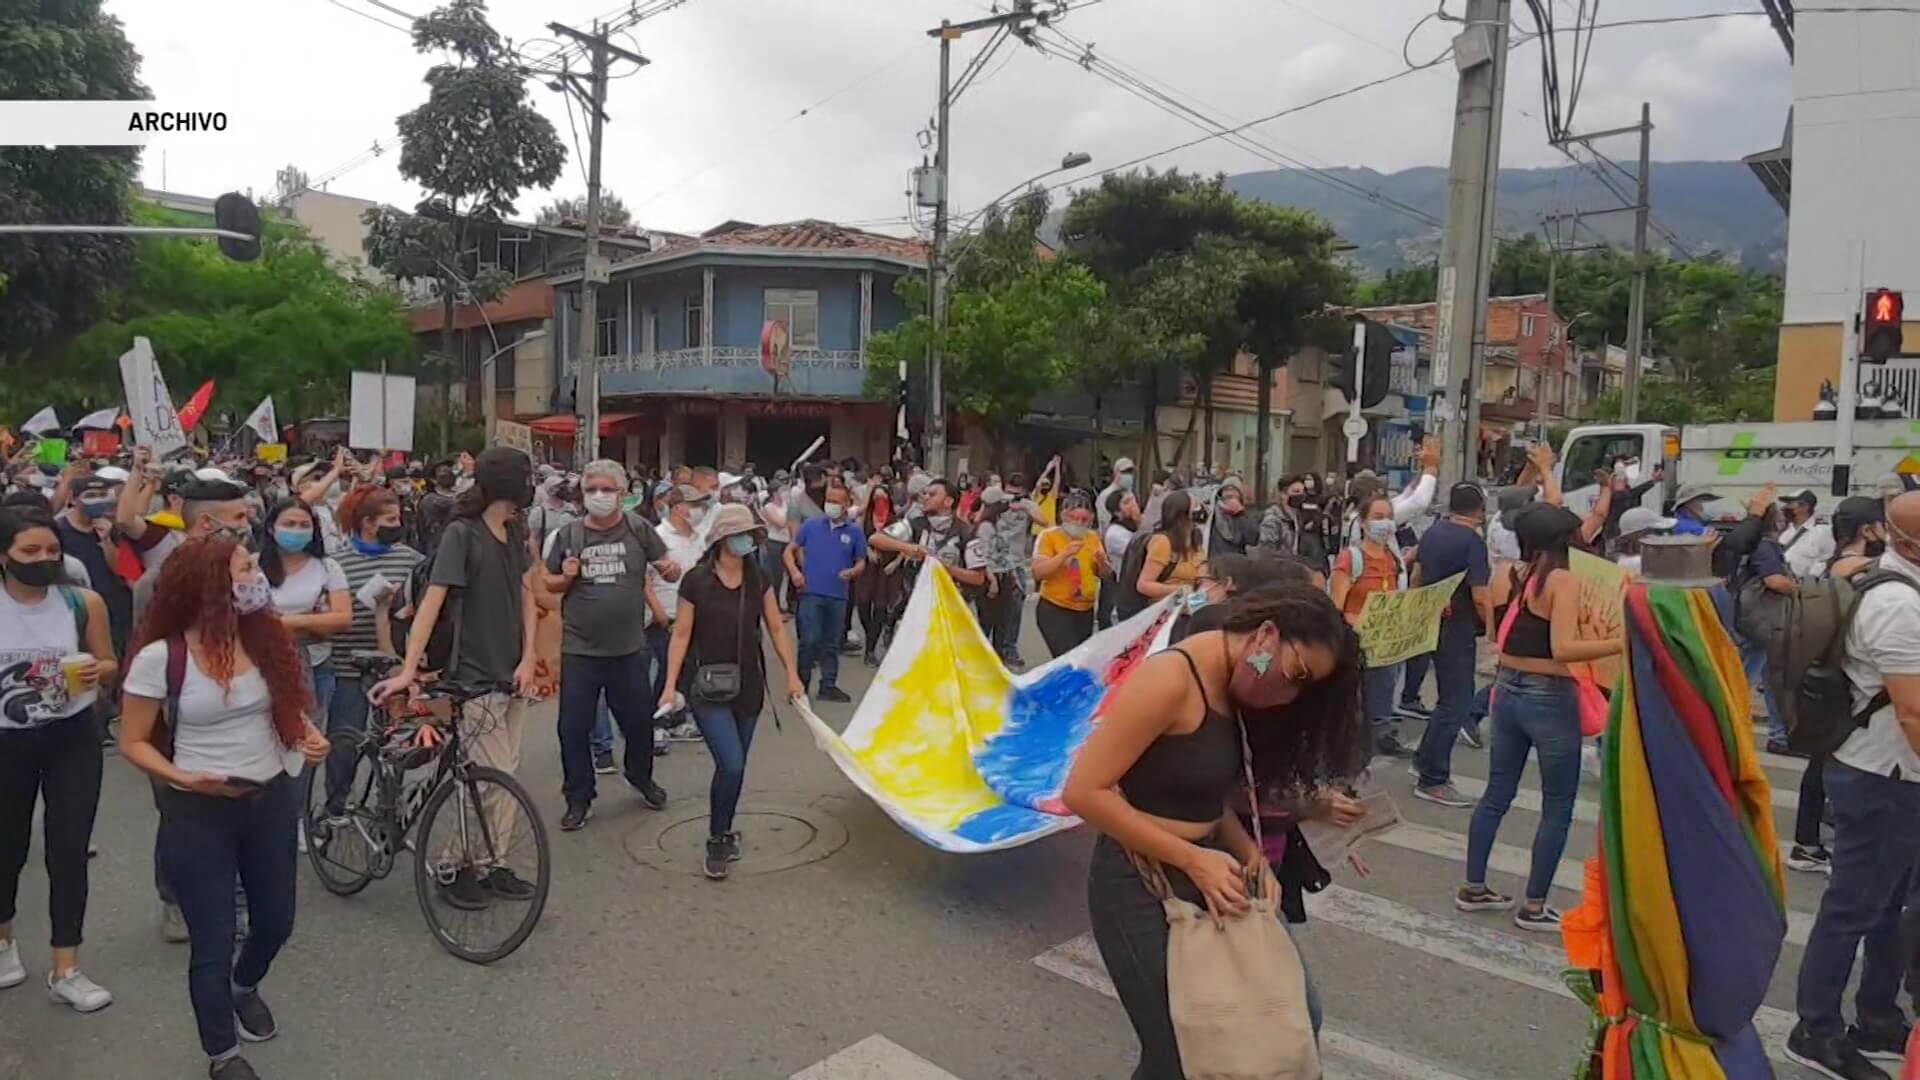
left=114, top=0, right=1791, bottom=236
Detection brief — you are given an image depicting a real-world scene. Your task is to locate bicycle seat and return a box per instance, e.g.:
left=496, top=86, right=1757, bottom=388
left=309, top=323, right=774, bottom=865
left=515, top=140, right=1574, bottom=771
left=350, top=651, right=402, bottom=677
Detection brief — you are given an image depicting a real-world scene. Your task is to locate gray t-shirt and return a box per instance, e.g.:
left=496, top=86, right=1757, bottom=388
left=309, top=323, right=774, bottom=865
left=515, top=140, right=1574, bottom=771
left=544, top=514, right=667, bottom=658
left=430, top=516, right=531, bottom=685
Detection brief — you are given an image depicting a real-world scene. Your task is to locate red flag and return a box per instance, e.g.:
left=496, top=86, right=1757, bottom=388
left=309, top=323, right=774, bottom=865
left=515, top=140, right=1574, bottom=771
left=177, top=380, right=215, bottom=432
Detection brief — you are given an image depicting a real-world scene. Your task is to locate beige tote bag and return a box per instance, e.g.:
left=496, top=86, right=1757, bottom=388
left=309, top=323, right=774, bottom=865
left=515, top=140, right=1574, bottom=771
left=1131, top=712, right=1322, bottom=1080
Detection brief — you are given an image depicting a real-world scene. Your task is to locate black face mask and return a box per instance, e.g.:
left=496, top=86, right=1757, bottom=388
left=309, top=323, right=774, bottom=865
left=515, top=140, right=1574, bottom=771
left=7, top=558, right=62, bottom=588
left=375, top=524, right=407, bottom=545
left=1867, top=540, right=1889, bottom=557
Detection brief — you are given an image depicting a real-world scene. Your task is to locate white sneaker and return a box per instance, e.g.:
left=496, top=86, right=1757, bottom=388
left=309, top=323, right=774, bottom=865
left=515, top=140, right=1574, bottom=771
left=47, top=968, right=112, bottom=1012
left=296, top=818, right=308, bottom=854
left=0, top=939, right=24, bottom=989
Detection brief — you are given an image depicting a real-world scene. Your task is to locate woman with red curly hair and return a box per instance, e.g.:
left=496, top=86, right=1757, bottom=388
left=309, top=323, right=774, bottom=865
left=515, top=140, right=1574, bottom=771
left=118, top=538, right=328, bottom=1080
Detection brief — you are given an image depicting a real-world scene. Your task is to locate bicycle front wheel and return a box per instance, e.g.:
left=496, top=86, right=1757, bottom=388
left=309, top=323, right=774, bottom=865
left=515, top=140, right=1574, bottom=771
left=302, top=756, right=378, bottom=896
left=411, top=765, right=550, bottom=964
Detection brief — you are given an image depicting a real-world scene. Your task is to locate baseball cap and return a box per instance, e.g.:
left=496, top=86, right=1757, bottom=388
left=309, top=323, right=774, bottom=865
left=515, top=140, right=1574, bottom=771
left=1781, top=489, right=1818, bottom=509
left=1513, top=503, right=1582, bottom=552
left=1618, top=506, right=1677, bottom=538
left=979, top=485, right=1011, bottom=506
left=1832, top=496, right=1885, bottom=541
left=1112, top=457, right=1136, bottom=475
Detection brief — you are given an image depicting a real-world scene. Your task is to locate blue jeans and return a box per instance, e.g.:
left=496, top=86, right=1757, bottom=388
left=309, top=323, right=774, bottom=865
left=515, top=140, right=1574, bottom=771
left=1415, top=624, right=1478, bottom=788
left=1400, top=652, right=1430, bottom=709
left=643, top=623, right=672, bottom=712
left=997, top=581, right=1026, bottom=660
left=690, top=700, right=760, bottom=837
left=558, top=651, right=654, bottom=804
left=1794, top=760, right=1920, bottom=1036
left=1466, top=670, right=1580, bottom=901
left=1467, top=684, right=1491, bottom=735
left=307, top=661, right=336, bottom=721
left=323, top=675, right=371, bottom=813
left=592, top=698, right=615, bottom=756
left=157, top=777, right=298, bottom=1059
left=1363, top=661, right=1402, bottom=744
left=797, top=594, right=847, bottom=691
left=1739, top=631, right=1785, bottom=741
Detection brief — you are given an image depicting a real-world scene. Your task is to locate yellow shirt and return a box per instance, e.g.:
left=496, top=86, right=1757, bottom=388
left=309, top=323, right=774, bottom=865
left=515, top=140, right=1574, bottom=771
left=1145, top=532, right=1205, bottom=588
left=1035, top=526, right=1101, bottom=611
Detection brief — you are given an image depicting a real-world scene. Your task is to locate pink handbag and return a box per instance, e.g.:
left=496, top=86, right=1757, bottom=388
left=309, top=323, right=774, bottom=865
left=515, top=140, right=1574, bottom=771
left=1494, top=571, right=1608, bottom=738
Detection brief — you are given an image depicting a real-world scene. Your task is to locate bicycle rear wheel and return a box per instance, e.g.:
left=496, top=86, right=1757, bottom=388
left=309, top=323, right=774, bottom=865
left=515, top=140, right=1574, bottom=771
left=412, top=765, right=550, bottom=964
left=302, top=753, right=378, bottom=896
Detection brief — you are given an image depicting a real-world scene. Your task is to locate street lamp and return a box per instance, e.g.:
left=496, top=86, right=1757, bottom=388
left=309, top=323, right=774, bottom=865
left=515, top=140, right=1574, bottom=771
left=958, top=151, right=1095, bottom=236
left=481, top=328, right=548, bottom=445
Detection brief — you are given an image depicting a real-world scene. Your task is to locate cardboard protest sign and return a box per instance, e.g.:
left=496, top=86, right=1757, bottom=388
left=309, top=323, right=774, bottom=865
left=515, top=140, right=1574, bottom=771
left=1354, top=572, right=1465, bottom=667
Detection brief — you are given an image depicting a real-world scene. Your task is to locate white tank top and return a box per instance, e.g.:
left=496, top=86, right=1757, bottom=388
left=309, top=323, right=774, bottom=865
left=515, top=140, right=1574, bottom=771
left=0, top=585, right=95, bottom=730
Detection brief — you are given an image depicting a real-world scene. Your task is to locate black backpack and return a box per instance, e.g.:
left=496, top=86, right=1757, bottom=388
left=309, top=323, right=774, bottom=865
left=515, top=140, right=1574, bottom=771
left=1773, top=566, right=1920, bottom=756
left=1112, top=530, right=1175, bottom=621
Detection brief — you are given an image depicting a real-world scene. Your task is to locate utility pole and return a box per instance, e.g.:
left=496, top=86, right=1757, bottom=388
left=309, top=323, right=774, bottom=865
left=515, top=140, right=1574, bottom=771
left=1431, top=0, right=1511, bottom=487
left=1622, top=102, right=1653, bottom=423
left=548, top=19, right=648, bottom=465
left=923, top=2, right=1045, bottom=476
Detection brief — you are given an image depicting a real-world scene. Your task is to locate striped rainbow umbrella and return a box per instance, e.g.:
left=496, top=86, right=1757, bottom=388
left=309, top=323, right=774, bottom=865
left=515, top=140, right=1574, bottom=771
left=1563, top=583, right=1786, bottom=1079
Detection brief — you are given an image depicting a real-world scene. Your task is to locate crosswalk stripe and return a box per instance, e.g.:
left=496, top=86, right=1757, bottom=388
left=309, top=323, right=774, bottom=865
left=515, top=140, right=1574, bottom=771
left=1445, top=769, right=1800, bottom=826
left=1373, top=822, right=1816, bottom=947
left=789, top=1035, right=966, bottom=1080
left=1301, top=885, right=1799, bottom=1065
left=1032, top=933, right=1478, bottom=1080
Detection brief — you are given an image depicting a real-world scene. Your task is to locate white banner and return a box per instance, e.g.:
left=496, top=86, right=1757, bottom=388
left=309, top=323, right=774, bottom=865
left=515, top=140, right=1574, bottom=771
left=20, top=407, right=59, bottom=437
left=349, top=372, right=416, bottom=452
left=0, top=102, right=242, bottom=146
left=242, top=396, right=278, bottom=444
left=117, top=338, right=189, bottom=458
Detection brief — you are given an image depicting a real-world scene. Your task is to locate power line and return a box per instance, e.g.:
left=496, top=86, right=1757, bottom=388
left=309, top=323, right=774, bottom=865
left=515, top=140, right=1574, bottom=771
left=319, top=0, right=410, bottom=35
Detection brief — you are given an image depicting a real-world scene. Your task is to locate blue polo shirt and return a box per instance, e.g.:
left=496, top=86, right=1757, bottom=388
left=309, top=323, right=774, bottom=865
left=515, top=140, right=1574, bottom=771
left=793, top=514, right=867, bottom=600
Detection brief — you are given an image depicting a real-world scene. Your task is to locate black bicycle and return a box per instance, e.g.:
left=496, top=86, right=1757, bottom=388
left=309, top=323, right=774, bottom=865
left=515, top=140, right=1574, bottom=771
left=301, top=653, right=551, bottom=964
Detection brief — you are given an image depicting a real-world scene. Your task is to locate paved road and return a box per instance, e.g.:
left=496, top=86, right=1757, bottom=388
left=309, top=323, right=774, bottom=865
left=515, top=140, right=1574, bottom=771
left=2, top=612, right=1834, bottom=1079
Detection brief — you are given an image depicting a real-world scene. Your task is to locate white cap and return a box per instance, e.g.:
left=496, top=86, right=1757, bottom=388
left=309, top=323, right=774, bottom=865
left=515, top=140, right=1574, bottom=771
left=1113, top=457, right=1136, bottom=475
left=93, top=465, right=131, bottom=484
left=1618, top=506, right=1677, bottom=538
left=718, top=471, right=744, bottom=490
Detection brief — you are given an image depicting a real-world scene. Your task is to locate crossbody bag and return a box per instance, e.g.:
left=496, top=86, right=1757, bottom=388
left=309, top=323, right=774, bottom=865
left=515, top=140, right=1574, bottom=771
left=690, top=567, right=752, bottom=704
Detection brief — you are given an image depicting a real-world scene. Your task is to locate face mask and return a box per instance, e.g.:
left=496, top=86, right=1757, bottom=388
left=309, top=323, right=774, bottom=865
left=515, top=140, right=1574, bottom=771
left=1062, top=523, right=1089, bottom=539
left=583, top=491, right=621, bottom=518
left=726, top=533, right=757, bottom=558
left=232, top=575, right=273, bottom=615
left=1220, top=499, right=1243, bottom=516
left=1365, top=519, right=1395, bottom=544
left=374, top=523, right=407, bottom=546
left=1116, top=473, right=1135, bottom=492
left=79, top=497, right=114, bottom=520
left=825, top=503, right=847, bottom=523
left=7, top=558, right=62, bottom=588
left=1867, top=540, right=1889, bottom=557
left=1228, top=630, right=1304, bottom=709
left=926, top=514, right=952, bottom=533
left=687, top=504, right=710, bottom=526
left=1185, top=590, right=1210, bottom=614
left=1286, top=493, right=1306, bottom=508
left=273, top=527, right=313, bottom=553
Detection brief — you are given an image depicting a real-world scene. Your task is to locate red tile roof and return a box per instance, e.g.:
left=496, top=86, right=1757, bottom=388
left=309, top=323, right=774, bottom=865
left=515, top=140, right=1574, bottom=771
left=694, top=219, right=928, bottom=263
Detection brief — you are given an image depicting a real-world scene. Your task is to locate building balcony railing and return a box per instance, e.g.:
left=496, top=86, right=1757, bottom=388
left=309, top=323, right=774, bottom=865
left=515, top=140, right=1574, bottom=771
left=565, top=346, right=870, bottom=398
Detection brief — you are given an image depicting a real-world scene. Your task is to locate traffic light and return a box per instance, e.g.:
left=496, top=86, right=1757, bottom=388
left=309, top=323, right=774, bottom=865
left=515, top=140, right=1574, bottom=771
left=1864, top=287, right=1905, bottom=362
left=213, top=192, right=261, bottom=262
left=1330, top=318, right=1393, bottom=409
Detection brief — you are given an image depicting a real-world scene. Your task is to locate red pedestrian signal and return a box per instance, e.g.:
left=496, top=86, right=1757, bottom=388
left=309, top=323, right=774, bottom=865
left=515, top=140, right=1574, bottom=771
left=1865, top=288, right=1905, bottom=361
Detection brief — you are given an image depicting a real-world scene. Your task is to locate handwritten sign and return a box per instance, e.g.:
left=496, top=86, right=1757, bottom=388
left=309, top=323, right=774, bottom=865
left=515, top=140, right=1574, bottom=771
left=494, top=419, right=533, bottom=455
left=1354, top=572, right=1464, bottom=667
left=117, top=337, right=188, bottom=458
left=256, top=442, right=288, bottom=463
left=1569, top=549, right=1628, bottom=690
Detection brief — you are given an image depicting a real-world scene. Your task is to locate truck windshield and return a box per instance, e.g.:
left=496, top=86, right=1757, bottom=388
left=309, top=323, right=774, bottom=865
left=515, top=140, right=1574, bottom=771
left=1562, top=432, right=1645, bottom=490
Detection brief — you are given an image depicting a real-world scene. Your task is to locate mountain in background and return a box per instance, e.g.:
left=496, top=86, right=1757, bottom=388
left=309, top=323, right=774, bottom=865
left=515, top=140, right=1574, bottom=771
left=1221, top=161, right=1786, bottom=275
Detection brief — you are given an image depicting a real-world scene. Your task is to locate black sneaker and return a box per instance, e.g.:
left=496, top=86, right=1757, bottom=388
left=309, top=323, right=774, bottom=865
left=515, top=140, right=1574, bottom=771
left=1397, top=701, right=1433, bottom=720
left=1374, top=734, right=1415, bottom=760
left=627, top=775, right=668, bottom=809
left=438, top=866, right=490, bottom=911
left=1514, top=904, right=1563, bottom=932
left=482, top=866, right=537, bottom=901
left=1455, top=884, right=1513, bottom=912
left=704, top=837, right=731, bottom=880
left=1787, top=844, right=1834, bottom=875
left=1786, top=1023, right=1888, bottom=1079
left=592, top=750, right=616, bottom=775
left=233, top=988, right=278, bottom=1042
left=1458, top=725, right=1485, bottom=750
left=862, top=651, right=880, bottom=668
left=816, top=685, right=852, bottom=704
left=560, top=803, right=592, bottom=832
left=1850, top=1017, right=1912, bottom=1062
left=722, top=830, right=742, bottom=862
left=209, top=1056, right=260, bottom=1080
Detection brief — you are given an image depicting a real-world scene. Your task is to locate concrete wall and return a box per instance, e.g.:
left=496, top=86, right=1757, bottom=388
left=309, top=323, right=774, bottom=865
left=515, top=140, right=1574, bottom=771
left=286, top=190, right=381, bottom=280
left=1777, top=2, right=1920, bottom=417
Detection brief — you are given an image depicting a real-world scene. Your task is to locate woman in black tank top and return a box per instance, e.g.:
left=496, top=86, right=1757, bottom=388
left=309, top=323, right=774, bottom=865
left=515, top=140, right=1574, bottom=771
left=1062, top=584, right=1366, bottom=1079
left=1461, top=504, right=1623, bottom=930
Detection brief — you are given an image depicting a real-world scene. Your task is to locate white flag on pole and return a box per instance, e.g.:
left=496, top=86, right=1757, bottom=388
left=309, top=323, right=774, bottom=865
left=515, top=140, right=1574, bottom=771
left=73, top=406, right=120, bottom=431
left=21, top=407, right=59, bottom=437
left=242, top=396, right=277, bottom=444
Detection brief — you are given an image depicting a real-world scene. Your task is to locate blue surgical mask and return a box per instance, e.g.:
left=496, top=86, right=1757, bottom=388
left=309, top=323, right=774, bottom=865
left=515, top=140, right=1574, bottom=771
left=273, top=527, right=313, bottom=553
left=1365, top=519, right=1395, bottom=543
left=79, top=497, right=114, bottom=520
left=726, top=533, right=757, bottom=557
left=1185, top=590, right=1210, bottom=614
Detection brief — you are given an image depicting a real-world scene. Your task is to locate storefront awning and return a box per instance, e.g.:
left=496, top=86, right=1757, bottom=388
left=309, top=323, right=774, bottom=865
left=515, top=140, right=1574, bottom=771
left=526, top=412, right=644, bottom=437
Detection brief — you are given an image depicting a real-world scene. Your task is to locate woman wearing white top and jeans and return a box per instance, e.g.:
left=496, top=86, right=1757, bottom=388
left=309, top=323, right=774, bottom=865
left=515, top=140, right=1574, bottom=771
left=0, top=506, right=118, bottom=1012
left=259, top=501, right=350, bottom=717
left=119, top=537, right=328, bottom=1080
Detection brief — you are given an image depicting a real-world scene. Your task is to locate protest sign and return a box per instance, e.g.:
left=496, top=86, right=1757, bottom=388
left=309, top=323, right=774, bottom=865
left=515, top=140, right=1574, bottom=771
left=1354, top=572, right=1464, bottom=667
left=117, top=337, right=189, bottom=458
left=348, top=372, right=416, bottom=452
left=34, top=438, right=68, bottom=466
left=256, top=443, right=288, bottom=463
left=1570, top=548, right=1629, bottom=689
left=494, top=420, right=533, bottom=455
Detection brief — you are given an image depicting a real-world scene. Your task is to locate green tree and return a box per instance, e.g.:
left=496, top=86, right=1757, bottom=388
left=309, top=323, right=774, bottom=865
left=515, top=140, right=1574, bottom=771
left=0, top=0, right=146, bottom=360
left=1350, top=262, right=1438, bottom=307
left=536, top=191, right=632, bottom=228
left=365, top=0, right=566, bottom=452
left=10, top=207, right=414, bottom=426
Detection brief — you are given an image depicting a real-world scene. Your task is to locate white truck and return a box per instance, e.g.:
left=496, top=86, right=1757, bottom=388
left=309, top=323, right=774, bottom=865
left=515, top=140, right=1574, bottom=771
left=1554, top=420, right=1920, bottom=524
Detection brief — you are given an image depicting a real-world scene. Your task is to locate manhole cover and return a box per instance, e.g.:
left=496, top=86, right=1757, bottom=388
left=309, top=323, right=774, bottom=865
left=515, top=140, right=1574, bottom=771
left=623, top=798, right=848, bottom=877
